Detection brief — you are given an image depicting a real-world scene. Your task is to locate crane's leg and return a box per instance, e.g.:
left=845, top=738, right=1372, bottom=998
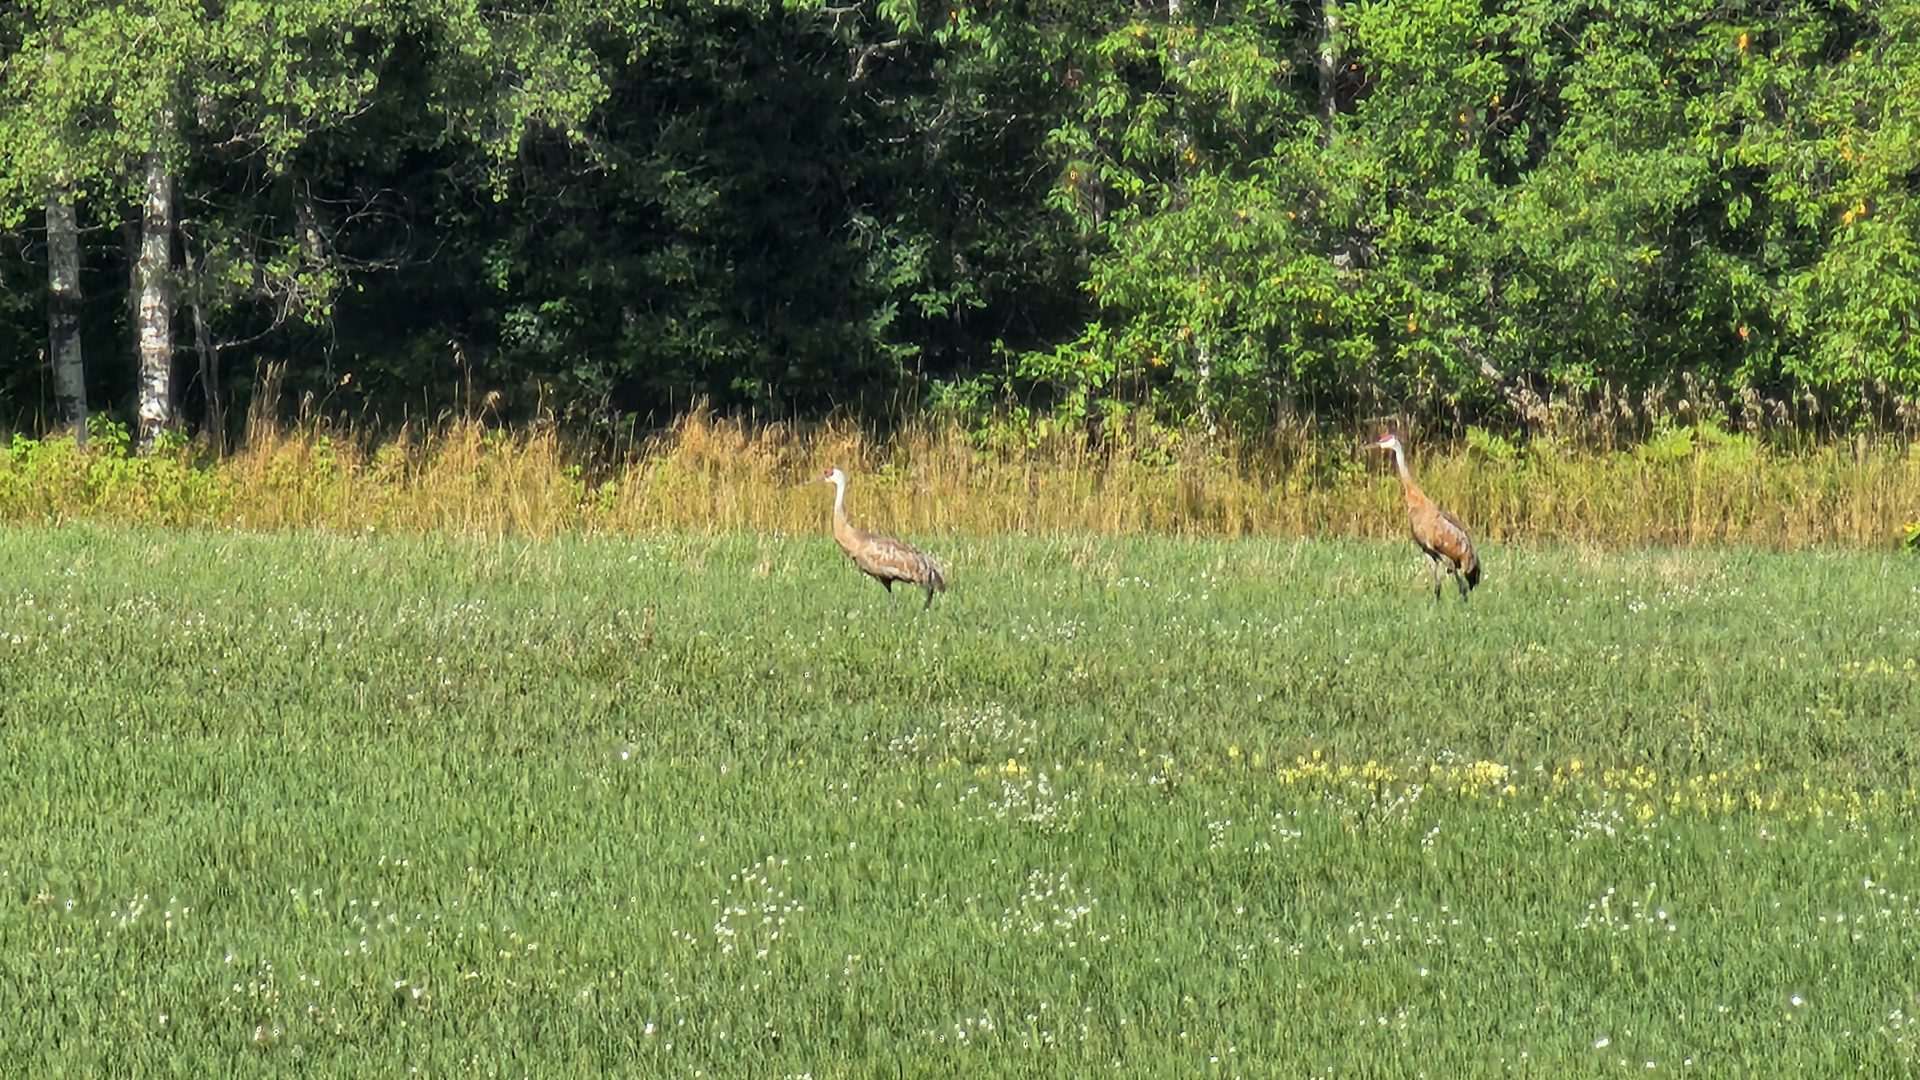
left=1428, top=555, right=1443, bottom=601
left=921, top=582, right=936, bottom=610
left=1454, top=564, right=1471, bottom=602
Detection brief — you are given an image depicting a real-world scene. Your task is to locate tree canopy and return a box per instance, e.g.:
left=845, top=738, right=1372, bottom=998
left=1, top=0, right=1917, bottom=441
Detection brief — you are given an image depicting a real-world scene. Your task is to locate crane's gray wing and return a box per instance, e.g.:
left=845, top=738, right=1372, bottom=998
left=1430, top=508, right=1477, bottom=570
left=855, top=534, right=944, bottom=588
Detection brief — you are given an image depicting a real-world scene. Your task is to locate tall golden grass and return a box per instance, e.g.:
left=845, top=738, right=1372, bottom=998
left=1, top=404, right=1915, bottom=548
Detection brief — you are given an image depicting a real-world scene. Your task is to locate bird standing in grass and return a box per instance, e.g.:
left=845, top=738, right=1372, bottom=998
left=820, top=467, right=948, bottom=609
left=1367, top=431, right=1481, bottom=601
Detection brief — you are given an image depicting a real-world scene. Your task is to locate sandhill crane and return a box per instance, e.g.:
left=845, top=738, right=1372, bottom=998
left=820, top=467, right=948, bottom=609
left=1367, top=431, right=1481, bottom=601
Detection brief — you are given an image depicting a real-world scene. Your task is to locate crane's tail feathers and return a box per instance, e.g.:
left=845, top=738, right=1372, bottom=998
left=918, top=557, right=947, bottom=611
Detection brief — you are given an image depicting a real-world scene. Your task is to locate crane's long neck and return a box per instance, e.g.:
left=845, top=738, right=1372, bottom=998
left=829, top=477, right=861, bottom=550
left=1390, top=445, right=1425, bottom=506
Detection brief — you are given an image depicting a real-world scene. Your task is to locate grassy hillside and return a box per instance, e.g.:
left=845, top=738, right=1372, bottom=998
left=3, top=527, right=1918, bottom=1074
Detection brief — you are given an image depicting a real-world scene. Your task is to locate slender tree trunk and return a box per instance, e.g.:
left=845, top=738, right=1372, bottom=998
left=294, top=180, right=327, bottom=264
left=1165, top=0, right=1215, bottom=431
left=123, top=220, right=141, bottom=337
left=1317, top=0, right=1342, bottom=147
left=135, top=139, right=176, bottom=453
left=1195, top=336, right=1214, bottom=432
left=190, top=292, right=224, bottom=454
left=45, top=188, right=88, bottom=445
left=1318, top=0, right=1365, bottom=287
left=184, top=231, right=228, bottom=453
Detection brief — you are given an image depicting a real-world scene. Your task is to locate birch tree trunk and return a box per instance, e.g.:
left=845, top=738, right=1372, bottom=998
left=45, top=188, right=87, bottom=445
left=135, top=137, right=177, bottom=453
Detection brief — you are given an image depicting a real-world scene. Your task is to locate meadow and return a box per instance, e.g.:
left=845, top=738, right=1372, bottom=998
left=2, top=523, right=1918, bottom=1075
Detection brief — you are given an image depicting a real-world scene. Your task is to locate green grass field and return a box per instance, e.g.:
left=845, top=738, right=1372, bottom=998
left=3, top=526, right=1918, bottom=1075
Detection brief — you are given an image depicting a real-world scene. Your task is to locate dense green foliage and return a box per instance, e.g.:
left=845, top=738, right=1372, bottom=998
left=3, top=527, right=1919, bottom=1071
left=3, top=0, right=1920, bottom=436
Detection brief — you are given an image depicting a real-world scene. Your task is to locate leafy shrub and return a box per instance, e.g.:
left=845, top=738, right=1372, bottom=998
left=1465, top=426, right=1519, bottom=465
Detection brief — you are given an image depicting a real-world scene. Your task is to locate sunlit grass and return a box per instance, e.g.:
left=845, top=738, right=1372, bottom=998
left=1, top=409, right=1917, bottom=547
left=2, top=527, right=1917, bottom=1073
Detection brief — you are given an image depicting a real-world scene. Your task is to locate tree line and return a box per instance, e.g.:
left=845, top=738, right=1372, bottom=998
left=3, top=0, right=1918, bottom=451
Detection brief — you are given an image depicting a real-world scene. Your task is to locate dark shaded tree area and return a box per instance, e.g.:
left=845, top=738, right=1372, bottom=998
left=2, top=0, right=1919, bottom=447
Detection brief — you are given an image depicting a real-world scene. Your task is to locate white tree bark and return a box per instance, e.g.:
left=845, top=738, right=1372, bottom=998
left=135, top=138, right=176, bottom=453
left=45, top=188, right=87, bottom=444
